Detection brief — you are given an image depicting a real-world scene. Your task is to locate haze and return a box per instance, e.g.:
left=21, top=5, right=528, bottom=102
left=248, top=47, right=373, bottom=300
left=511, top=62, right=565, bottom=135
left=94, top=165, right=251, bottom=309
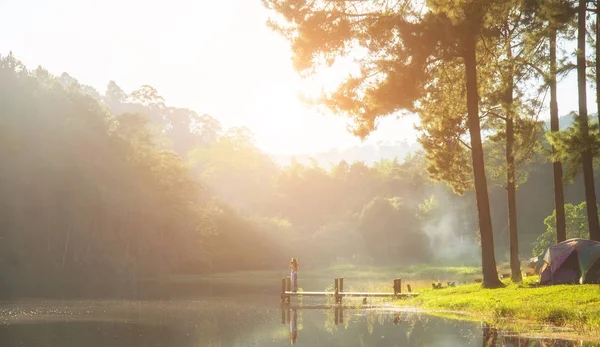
left=0, top=0, right=587, bottom=156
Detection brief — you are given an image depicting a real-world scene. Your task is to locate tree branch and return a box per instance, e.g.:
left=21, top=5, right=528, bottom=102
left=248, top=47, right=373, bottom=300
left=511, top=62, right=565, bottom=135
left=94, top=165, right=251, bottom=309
left=339, top=11, right=386, bottom=18
left=459, top=138, right=472, bottom=150
left=517, top=59, right=547, bottom=80
left=481, top=110, right=507, bottom=121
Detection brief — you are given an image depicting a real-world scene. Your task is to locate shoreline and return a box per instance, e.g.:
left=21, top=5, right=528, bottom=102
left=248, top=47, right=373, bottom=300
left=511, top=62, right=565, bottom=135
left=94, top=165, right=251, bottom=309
left=391, top=278, right=600, bottom=342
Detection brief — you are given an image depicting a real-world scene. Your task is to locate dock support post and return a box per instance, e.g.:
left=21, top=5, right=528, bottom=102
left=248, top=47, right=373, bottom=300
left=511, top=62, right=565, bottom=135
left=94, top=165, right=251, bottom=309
left=334, top=278, right=342, bottom=304
left=407, top=284, right=412, bottom=293
left=281, top=278, right=286, bottom=303
left=285, top=277, right=291, bottom=304
left=339, top=278, right=344, bottom=293
left=393, top=279, right=402, bottom=296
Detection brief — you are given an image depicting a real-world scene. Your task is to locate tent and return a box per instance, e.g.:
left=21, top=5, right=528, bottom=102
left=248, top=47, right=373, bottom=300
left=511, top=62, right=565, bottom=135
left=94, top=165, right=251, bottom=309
left=528, top=255, right=544, bottom=275
left=539, top=238, right=600, bottom=285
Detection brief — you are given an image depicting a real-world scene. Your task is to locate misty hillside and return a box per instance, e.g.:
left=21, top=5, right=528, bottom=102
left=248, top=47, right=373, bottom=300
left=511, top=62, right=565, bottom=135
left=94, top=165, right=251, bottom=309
left=271, top=113, right=578, bottom=168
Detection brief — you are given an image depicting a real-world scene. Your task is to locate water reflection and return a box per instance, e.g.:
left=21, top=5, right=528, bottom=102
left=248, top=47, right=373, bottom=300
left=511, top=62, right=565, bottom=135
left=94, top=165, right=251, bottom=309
left=289, top=308, right=298, bottom=344
left=483, top=322, right=498, bottom=346
left=279, top=305, right=595, bottom=347
left=0, top=278, right=596, bottom=347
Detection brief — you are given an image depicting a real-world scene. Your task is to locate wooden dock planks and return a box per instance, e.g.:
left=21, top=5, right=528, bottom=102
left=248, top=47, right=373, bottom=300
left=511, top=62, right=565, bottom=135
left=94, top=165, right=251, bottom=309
left=280, top=277, right=419, bottom=304
left=283, top=291, right=418, bottom=298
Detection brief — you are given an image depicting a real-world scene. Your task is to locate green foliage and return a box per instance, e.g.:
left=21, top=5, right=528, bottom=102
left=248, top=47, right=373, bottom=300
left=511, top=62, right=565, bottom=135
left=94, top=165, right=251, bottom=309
left=0, top=55, right=282, bottom=296
left=417, top=59, right=473, bottom=195
left=547, top=117, right=600, bottom=181
left=484, top=120, right=544, bottom=188
left=417, top=195, right=438, bottom=221
left=189, top=126, right=277, bottom=213
left=358, top=196, right=428, bottom=263
left=263, top=0, right=443, bottom=138
left=532, top=201, right=598, bottom=256
left=3, top=53, right=483, bottom=297
left=0, top=56, right=204, bottom=288
left=7, top=25, right=600, bottom=296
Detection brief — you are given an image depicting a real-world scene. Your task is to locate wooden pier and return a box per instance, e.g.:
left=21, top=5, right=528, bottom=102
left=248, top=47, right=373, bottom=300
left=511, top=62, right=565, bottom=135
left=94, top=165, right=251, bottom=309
left=280, top=277, right=418, bottom=304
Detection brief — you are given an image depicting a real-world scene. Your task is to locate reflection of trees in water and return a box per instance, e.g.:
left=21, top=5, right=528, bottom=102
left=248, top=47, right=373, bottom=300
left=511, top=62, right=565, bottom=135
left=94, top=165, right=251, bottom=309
left=482, top=323, right=498, bottom=347
left=323, top=307, right=336, bottom=333
left=323, top=307, right=350, bottom=333
left=367, top=310, right=375, bottom=334
left=298, top=309, right=303, bottom=331
left=482, top=322, right=592, bottom=347
left=501, top=335, right=528, bottom=347
left=499, top=335, right=585, bottom=347
left=406, top=318, right=425, bottom=347
left=480, top=321, right=593, bottom=347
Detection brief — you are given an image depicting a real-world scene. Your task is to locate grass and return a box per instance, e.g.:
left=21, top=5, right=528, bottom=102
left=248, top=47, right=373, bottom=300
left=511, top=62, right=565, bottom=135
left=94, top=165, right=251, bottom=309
left=394, top=277, right=600, bottom=340
left=177, top=263, right=483, bottom=282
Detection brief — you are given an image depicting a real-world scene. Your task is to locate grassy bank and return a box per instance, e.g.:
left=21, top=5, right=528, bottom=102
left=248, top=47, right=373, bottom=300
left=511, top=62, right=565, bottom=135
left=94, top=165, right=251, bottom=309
left=395, top=277, right=600, bottom=340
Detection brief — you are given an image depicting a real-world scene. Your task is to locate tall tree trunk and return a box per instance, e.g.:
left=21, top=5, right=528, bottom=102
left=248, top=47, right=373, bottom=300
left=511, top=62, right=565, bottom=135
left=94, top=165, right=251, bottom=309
left=505, top=39, right=521, bottom=283
left=550, top=28, right=567, bottom=243
left=506, top=116, right=521, bottom=281
left=597, top=10, right=600, bottom=125
left=577, top=0, right=600, bottom=241
left=464, top=34, right=503, bottom=288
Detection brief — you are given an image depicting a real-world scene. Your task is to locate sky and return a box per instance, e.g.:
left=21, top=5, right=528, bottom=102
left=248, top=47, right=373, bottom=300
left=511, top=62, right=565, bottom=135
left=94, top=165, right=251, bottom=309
left=0, top=0, right=590, bottom=155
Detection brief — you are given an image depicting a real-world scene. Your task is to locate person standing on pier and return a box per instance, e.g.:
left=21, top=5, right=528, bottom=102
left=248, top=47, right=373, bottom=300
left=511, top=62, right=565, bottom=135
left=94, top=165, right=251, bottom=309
left=290, top=258, right=299, bottom=292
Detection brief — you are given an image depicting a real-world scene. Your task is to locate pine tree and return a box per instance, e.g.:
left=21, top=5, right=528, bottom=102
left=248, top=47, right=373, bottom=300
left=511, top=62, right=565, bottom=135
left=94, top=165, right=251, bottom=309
left=264, top=0, right=505, bottom=287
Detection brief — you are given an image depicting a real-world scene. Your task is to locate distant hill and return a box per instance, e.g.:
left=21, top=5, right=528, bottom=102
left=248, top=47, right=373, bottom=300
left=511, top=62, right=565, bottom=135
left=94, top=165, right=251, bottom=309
left=269, top=141, right=422, bottom=167
left=543, top=113, right=591, bottom=130
left=269, top=114, right=585, bottom=168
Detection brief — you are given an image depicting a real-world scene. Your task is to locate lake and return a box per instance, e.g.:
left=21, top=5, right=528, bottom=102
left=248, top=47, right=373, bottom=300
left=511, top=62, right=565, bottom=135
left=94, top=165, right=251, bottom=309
left=0, top=278, right=595, bottom=346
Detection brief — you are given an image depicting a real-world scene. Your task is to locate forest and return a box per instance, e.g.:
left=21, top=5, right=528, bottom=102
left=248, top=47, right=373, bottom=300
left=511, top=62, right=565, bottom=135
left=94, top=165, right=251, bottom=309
left=2, top=0, right=600, bottom=296
left=263, top=0, right=600, bottom=288
left=0, top=52, right=598, bottom=298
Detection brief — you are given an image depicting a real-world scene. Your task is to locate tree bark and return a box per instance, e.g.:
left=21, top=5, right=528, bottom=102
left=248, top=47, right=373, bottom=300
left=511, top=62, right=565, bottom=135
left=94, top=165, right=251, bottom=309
left=464, top=34, right=503, bottom=288
left=577, top=0, right=600, bottom=241
left=597, top=9, right=600, bottom=126
left=506, top=118, right=521, bottom=281
left=504, top=37, right=521, bottom=283
left=549, top=28, right=567, bottom=243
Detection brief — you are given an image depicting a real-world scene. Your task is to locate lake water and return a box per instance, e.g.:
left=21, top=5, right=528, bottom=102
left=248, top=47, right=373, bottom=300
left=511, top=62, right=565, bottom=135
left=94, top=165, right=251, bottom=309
left=0, top=279, right=595, bottom=346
